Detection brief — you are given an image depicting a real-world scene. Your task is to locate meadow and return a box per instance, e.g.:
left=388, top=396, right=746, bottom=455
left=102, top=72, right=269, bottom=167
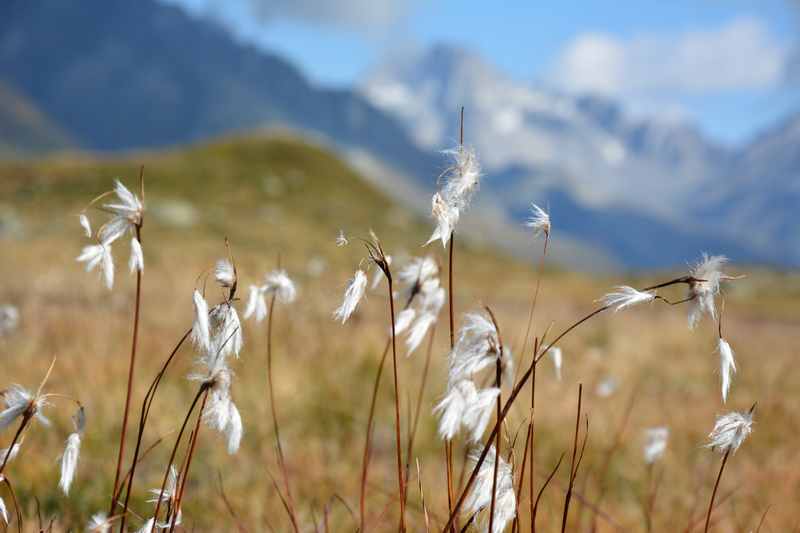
left=0, top=133, right=798, bottom=532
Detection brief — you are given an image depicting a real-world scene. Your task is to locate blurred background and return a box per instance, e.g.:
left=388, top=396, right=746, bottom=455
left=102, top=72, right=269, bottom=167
left=2, top=0, right=799, bottom=270
left=1, top=1, right=799, bottom=531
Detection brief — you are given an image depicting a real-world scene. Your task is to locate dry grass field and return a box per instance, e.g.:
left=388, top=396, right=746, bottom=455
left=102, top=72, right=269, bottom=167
left=0, top=134, right=798, bottom=532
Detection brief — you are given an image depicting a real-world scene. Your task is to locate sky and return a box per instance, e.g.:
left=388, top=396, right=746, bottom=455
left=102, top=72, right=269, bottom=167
left=164, top=0, right=800, bottom=145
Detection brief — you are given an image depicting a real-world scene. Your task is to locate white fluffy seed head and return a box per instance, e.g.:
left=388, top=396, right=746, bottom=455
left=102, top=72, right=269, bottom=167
left=333, top=270, right=367, bottom=323
left=707, top=410, right=753, bottom=454
left=225, top=401, right=242, bottom=454
left=243, top=285, right=267, bottom=323
left=215, top=259, right=236, bottom=288
left=600, top=286, right=655, bottom=312
left=688, top=253, right=728, bottom=328
left=448, top=312, right=500, bottom=383
left=190, top=290, right=211, bottom=353
left=129, top=237, right=144, bottom=274
left=718, top=338, right=736, bottom=403
left=440, top=146, right=481, bottom=211
left=87, top=512, right=111, bottom=532
left=548, top=347, right=563, bottom=381
left=398, top=256, right=438, bottom=286
left=643, top=427, right=669, bottom=464
left=464, top=444, right=516, bottom=533
left=77, top=243, right=115, bottom=290
left=426, top=192, right=460, bottom=248
left=525, top=203, right=551, bottom=238
left=59, top=432, right=81, bottom=495
left=79, top=213, right=92, bottom=238
left=265, top=270, right=297, bottom=303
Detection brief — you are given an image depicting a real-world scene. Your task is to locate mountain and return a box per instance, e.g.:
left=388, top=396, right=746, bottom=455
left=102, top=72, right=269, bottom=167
left=0, top=81, right=72, bottom=157
left=361, top=44, right=794, bottom=267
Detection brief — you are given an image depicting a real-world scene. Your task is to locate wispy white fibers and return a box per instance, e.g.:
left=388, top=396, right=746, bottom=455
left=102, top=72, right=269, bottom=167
left=225, top=401, right=242, bottom=454
left=548, top=347, right=563, bottom=381
left=265, top=270, right=297, bottom=304
left=99, top=180, right=143, bottom=245
left=393, top=308, right=416, bottom=335
left=707, top=411, right=753, bottom=454
left=688, top=254, right=728, bottom=329
left=600, top=286, right=655, bottom=312
left=406, top=312, right=436, bottom=355
left=77, top=243, right=114, bottom=290
left=129, top=237, right=144, bottom=273
left=525, top=203, right=551, bottom=238
left=0, top=442, right=21, bottom=465
left=59, top=406, right=85, bottom=495
left=148, top=465, right=179, bottom=505
left=0, top=385, right=49, bottom=431
left=336, top=230, right=348, bottom=247
left=191, top=290, right=211, bottom=353
left=78, top=213, right=92, bottom=237
left=464, top=444, right=516, bottom=533
left=433, top=380, right=500, bottom=443
left=209, top=303, right=243, bottom=359
left=333, top=270, right=367, bottom=323
left=59, top=432, right=81, bottom=494
left=215, top=259, right=236, bottom=288
left=718, top=338, right=736, bottom=403
left=0, top=492, right=6, bottom=525
left=426, top=145, right=481, bottom=247
left=448, top=312, right=500, bottom=383
left=643, top=427, right=669, bottom=464
left=398, top=256, right=438, bottom=287
left=244, top=285, right=267, bottom=322
left=87, top=512, right=111, bottom=532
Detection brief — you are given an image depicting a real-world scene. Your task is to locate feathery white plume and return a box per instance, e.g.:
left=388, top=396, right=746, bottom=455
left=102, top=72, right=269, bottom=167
left=77, top=243, right=114, bottom=290
left=525, top=203, right=551, bottom=238
left=643, top=427, right=669, bottom=464
left=190, top=290, right=211, bottom=353
left=600, top=286, right=655, bottom=312
left=215, top=259, right=236, bottom=288
left=441, top=146, right=481, bottom=210
left=129, top=237, right=144, bottom=273
left=336, top=230, right=348, bottom=247
left=548, top=347, right=563, bottom=381
left=448, top=312, right=501, bottom=383
left=406, top=312, right=435, bottom=355
left=433, top=380, right=500, bottom=443
left=59, top=432, right=81, bottom=495
left=0, top=442, right=21, bottom=465
left=426, top=192, right=460, bottom=247
left=99, top=179, right=143, bottom=245
left=718, top=338, right=736, bottom=403
left=243, top=285, right=267, bottom=322
left=0, top=385, right=49, bottom=430
left=688, top=254, right=728, bottom=329
left=393, top=308, right=416, bottom=336
left=79, top=213, right=92, bottom=237
left=398, top=256, right=438, bottom=286
left=148, top=465, right=179, bottom=505
left=209, top=303, right=243, bottom=359
left=265, top=270, right=297, bottom=303
left=225, top=401, right=242, bottom=454
left=706, top=411, right=753, bottom=454
left=87, top=512, right=111, bottom=532
left=464, top=444, right=516, bottom=533
left=333, top=270, right=367, bottom=323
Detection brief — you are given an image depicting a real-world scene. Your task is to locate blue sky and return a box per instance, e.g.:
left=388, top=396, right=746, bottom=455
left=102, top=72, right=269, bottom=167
left=166, top=0, right=799, bottom=145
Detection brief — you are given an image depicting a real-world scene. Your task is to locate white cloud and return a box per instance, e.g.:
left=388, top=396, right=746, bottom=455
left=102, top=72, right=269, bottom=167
left=167, top=0, right=410, bottom=33
left=551, top=17, right=788, bottom=96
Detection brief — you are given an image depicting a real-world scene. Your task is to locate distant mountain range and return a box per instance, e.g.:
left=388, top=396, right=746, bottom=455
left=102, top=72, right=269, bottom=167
left=1, top=0, right=797, bottom=269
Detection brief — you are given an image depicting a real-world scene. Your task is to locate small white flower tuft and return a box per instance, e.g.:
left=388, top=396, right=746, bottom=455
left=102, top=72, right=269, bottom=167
left=265, top=270, right=297, bottom=304
left=243, top=285, right=267, bottom=322
left=79, top=213, right=92, bottom=238
left=718, top=338, right=736, bottom=403
left=215, top=259, right=236, bottom=288
left=333, top=270, right=367, bottom=323
left=59, top=432, right=81, bottom=495
left=600, top=286, right=655, bottom=312
left=77, top=243, right=114, bottom=290
left=525, top=203, right=551, bottom=238
left=688, top=254, right=728, bottom=329
left=190, top=290, right=211, bottom=353
left=426, top=192, right=460, bottom=248
left=129, top=237, right=144, bottom=274
left=707, top=410, right=753, bottom=454
left=225, top=401, right=242, bottom=454
left=548, top=347, right=563, bottom=381
left=393, top=308, right=416, bottom=336
left=464, top=444, right=516, bottom=533
left=643, top=427, right=669, bottom=464
left=87, top=512, right=111, bottom=532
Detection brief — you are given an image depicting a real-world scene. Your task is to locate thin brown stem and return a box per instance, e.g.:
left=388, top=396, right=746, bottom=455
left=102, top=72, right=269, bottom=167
left=0, top=413, right=30, bottom=475
left=359, top=336, right=391, bottom=531
left=169, top=391, right=209, bottom=532
left=1, top=475, right=22, bottom=533
left=386, top=274, right=406, bottom=532
left=487, top=355, right=502, bottom=533
left=150, top=385, right=209, bottom=532
left=265, top=293, right=299, bottom=532
left=704, top=449, right=731, bottom=533
left=561, top=384, right=583, bottom=533
left=520, top=234, right=549, bottom=358
left=533, top=453, right=565, bottom=528
left=110, top=225, right=143, bottom=517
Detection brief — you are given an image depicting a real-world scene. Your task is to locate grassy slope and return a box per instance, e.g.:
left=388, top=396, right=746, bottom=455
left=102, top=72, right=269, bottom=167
left=0, top=134, right=797, bottom=531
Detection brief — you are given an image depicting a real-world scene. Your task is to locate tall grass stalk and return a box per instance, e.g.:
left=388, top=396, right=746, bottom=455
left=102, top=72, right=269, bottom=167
left=560, top=384, right=585, bottom=533
left=109, top=169, right=145, bottom=516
